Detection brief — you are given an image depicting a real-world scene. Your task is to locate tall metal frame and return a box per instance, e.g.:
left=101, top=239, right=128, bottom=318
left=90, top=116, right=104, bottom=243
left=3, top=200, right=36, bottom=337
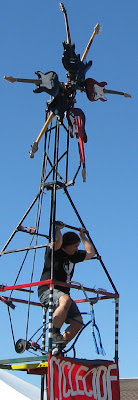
left=1, top=2, right=130, bottom=398
left=0, top=109, right=119, bottom=359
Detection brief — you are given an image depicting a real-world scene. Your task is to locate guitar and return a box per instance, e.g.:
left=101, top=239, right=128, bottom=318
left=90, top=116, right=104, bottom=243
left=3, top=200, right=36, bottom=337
left=60, top=2, right=71, bottom=44
left=60, top=3, right=93, bottom=84
left=85, top=78, right=131, bottom=101
left=85, top=78, right=108, bottom=101
left=4, top=71, right=59, bottom=97
left=67, top=108, right=87, bottom=182
left=67, top=108, right=87, bottom=142
left=81, top=23, right=101, bottom=62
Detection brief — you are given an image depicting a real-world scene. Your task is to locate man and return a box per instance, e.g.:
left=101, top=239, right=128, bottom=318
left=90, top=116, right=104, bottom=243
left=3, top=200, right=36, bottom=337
left=38, top=222, right=95, bottom=353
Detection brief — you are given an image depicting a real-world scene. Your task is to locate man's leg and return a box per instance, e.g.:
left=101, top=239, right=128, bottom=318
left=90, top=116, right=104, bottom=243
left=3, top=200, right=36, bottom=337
left=52, top=299, right=83, bottom=355
left=39, top=289, right=72, bottom=344
left=62, top=300, right=83, bottom=344
left=53, top=294, right=72, bottom=328
left=52, top=294, right=72, bottom=344
left=52, top=316, right=83, bottom=355
left=62, top=316, right=83, bottom=343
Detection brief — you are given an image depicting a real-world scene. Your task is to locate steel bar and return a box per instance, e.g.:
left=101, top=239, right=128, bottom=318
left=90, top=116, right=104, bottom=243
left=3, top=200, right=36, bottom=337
left=40, top=307, right=47, bottom=400
left=0, top=243, right=49, bottom=256
left=0, top=191, right=42, bottom=256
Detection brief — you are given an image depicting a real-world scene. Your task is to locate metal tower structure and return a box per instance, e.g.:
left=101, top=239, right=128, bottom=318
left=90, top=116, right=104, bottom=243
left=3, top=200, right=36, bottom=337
left=0, top=109, right=120, bottom=399
left=0, top=3, right=131, bottom=399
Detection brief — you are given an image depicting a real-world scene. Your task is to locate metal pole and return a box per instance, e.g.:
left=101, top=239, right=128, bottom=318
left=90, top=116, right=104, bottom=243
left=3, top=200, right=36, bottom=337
left=40, top=306, right=47, bottom=400
left=48, top=118, right=60, bottom=354
left=115, top=297, right=119, bottom=362
left=65, top=124, right=70, bottom=183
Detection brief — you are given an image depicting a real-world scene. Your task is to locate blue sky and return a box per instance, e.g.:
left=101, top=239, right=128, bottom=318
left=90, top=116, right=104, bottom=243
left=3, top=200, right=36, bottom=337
left=0, top=0, right=138, bottom=389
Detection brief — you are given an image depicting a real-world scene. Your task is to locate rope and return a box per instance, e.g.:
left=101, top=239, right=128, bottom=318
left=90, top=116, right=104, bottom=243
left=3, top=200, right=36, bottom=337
left=7, top=307, right=16, bottom=348
left=79, top=283, right=105, bottom=355
left=90, top=305, right=105, bottom=355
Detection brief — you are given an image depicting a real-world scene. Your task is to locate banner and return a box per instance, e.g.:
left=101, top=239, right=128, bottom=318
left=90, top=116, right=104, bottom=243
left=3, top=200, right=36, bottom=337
left=48, top=356, right=120, bottom=400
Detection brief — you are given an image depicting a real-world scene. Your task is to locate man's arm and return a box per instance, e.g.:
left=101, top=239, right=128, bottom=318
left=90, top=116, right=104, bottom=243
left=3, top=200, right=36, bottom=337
left=54, top=221, right=65, bottom=250
left=79, top=228, right=96, bottom=260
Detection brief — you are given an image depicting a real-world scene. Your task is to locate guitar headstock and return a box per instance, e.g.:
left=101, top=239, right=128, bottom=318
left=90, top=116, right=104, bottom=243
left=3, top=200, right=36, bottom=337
left=94, top=23, right=101, bottom=35
left=59, top=2, right=67, bottom=16
left=124, top=92, right=131, bottom=98
left=4, top=76, right=16, bottom=83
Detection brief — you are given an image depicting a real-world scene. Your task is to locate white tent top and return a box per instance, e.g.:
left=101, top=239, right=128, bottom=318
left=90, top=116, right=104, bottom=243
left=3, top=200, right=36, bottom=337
left=0, top=369, right=44, bottom=400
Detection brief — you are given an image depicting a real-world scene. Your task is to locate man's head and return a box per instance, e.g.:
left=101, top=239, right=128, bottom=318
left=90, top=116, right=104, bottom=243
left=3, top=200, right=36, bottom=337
left=62, top=231, right=80, bottom=255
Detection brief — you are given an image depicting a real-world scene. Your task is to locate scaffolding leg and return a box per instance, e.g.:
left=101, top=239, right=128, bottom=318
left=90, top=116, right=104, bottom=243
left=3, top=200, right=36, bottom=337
left=40, top=307, right=47, bottom=400
left=48, top=118, right=60, bottom=354
left=115, top=298, right=119, bottom=362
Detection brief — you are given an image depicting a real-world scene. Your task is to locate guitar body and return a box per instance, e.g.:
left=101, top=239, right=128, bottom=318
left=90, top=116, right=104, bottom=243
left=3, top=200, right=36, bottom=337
left=62, top=42, right=92, bottom=87
left=67, top=108, right=87, bottom=143
left=85, top=78, right=107, bottom=101
left=33, top=71, right=59, bottom=96
left=67, top=108, right=87, bottom=182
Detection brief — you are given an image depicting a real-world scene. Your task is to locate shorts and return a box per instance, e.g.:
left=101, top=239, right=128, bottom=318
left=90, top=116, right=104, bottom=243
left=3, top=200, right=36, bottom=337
left=39, top=288, right=82, bottom=324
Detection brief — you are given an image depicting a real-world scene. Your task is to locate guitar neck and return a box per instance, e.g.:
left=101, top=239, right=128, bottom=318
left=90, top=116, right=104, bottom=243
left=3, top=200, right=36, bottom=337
left=60, top=3, right=71, bottom=44
left=64, top=13, right=71, bottom=44
left=15, top=78, right=42, bottom=84
left=104, top=88, right=131, bottom=98
left=4, top=76, right=41, bottom=85
left=81, top=32, right=97, bottom=62
left=81, top=24, right=101, bottom=62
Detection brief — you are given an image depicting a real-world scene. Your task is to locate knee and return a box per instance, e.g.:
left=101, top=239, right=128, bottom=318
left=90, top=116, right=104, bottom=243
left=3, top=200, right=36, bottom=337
left=59, top=295, right=72, bottom=310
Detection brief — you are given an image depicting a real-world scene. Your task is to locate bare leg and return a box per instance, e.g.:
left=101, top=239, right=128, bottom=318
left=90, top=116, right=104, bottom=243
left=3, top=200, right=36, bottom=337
left=53, top=294, right=72, bottom=329
left=62, top=316, right=83, bottom=344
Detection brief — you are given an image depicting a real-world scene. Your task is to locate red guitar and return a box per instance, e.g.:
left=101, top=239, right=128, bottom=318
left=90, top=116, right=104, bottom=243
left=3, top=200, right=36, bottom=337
left=67, top=108, right=87, bottom=182
left=85, top=78, right=131, bottom=101
left=85, top=78, right=107, bottom=101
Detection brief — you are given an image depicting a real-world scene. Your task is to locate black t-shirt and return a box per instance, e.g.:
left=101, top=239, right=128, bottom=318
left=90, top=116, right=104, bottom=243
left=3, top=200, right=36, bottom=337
left=38, top=247, right=86, bottom=296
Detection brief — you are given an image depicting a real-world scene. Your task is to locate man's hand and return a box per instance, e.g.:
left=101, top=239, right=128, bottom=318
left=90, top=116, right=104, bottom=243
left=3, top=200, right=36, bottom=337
left=78, top=228, right=96, bottom=259
left=78, top=227, right=88, bottom=238
left=55, top=221, right=66, bottom=229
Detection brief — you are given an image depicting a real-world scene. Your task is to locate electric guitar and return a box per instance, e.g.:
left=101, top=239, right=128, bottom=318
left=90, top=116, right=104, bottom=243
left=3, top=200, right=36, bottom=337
left=85, top=78, right=131, bottom=101
left=67, top=108, right=87, bottom=142
left=4, top=71, right=59, bottom=96
left=67, top=108, right=87, bottom=182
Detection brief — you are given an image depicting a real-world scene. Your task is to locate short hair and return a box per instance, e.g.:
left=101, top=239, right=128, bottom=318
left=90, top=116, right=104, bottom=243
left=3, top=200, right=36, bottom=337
left=62, top=232, right=80, bottom=248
